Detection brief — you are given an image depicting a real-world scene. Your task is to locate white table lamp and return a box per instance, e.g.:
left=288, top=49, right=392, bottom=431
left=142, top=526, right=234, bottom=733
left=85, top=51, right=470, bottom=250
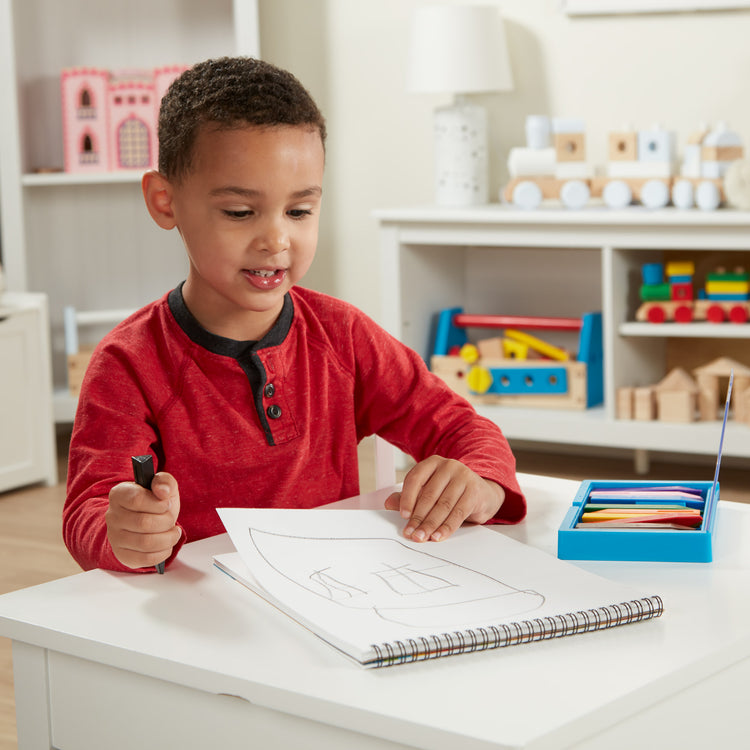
left=407, top=4, right=514, bottom=206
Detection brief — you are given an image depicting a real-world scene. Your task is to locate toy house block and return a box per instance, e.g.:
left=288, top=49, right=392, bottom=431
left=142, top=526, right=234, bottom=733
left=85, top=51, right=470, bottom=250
left=633, top=387, right=656, bottom=420
left=654, top=368, right=698, bottom=423
left=693, top=357, right=750, bottom=420
left=608, top=131, right=638, bottom=162
left=616, top=387, right=634, bottom=419
left=477, top=337, right=505, bottom=359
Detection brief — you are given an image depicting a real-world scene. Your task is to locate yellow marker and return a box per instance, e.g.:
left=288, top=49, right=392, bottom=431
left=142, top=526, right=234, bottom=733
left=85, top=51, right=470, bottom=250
left=504, top=329, right=569, bottom=361
left=459, top=343, right=480, bottom=363
left=466, top=365, right=493, bottom=394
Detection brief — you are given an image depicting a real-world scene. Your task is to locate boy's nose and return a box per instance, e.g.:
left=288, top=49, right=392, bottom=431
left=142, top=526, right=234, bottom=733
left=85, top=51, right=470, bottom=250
left=258, top=220, right=290, bottom=254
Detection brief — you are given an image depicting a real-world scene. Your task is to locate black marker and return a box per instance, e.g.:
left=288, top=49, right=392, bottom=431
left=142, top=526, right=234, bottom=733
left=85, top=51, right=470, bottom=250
left=131, top=454, right=166, bottom=574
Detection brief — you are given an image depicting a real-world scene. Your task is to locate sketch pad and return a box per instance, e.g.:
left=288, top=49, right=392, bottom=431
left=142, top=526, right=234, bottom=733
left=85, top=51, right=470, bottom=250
left=215, top=508, right=662, bottom=668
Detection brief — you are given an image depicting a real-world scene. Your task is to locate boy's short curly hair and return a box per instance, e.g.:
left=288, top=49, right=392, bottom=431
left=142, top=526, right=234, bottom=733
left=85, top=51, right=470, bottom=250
left=158, top=56, right=327, bottom=182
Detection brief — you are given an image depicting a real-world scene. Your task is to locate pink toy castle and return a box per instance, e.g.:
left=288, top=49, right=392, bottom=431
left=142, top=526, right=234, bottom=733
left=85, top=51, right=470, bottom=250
left=61, top=65, right=187, bottom=173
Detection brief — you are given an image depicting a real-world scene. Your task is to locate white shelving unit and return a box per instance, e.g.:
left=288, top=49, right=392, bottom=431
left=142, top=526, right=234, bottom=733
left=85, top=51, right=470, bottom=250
left=375, top=204, right=750, bottom=466
left=0, top=0, right=259, bottom=424
left=0, top=292, right=57, bottom=491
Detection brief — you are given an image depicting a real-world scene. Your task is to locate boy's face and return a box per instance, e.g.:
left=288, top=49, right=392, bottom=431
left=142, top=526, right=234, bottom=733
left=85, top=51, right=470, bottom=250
left=169, top=124, right=325, bottom=340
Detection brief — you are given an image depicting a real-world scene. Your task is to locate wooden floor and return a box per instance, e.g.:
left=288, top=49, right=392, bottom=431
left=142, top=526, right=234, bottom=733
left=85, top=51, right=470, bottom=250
left=0, top=434, right=748, bottom=750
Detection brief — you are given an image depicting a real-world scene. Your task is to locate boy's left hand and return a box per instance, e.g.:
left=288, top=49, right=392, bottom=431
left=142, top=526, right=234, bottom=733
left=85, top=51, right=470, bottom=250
left=384, top=456, right=505, bottom=542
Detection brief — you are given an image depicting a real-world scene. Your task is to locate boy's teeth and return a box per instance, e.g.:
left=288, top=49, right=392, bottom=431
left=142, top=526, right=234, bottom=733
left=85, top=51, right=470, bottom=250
left=252, top=270, right=275, bottom=277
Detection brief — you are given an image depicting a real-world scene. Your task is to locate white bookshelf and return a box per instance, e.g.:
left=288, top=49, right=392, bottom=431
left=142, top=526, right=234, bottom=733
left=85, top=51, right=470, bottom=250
left=375, top=205, right=750, bottom=467
left=0, top=0, right=260, bottom=424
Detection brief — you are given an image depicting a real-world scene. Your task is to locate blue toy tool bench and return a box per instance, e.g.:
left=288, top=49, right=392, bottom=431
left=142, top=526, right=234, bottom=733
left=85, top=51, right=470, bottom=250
left=431, top=308, right=603, bottom=409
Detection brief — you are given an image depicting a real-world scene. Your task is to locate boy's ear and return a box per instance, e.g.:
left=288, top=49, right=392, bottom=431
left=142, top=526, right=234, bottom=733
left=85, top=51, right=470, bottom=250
left=142, top=170, right=177, bottom=229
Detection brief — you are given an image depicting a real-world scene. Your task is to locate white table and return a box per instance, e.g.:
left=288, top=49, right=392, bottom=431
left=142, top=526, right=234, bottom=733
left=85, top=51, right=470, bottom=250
left=1, top=473, right=748, bottom=750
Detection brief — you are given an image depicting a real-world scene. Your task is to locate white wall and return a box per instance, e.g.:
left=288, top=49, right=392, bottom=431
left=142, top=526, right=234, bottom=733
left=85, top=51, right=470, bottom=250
left=259, top=0, right=750, bottom=322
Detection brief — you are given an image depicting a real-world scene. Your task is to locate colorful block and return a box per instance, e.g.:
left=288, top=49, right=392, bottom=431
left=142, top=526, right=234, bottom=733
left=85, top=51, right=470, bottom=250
left=671, top=282, right=693, bottom=301
left=665, top=261, right=695, bottom=277
left=641, top=263, right=664, bottom=286
left=640, top=283, right=671, bottom=302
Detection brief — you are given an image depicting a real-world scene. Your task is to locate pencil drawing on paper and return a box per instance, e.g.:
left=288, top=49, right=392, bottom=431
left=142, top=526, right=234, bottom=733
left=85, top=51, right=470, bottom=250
left=247, top=528, right=545, bottom=627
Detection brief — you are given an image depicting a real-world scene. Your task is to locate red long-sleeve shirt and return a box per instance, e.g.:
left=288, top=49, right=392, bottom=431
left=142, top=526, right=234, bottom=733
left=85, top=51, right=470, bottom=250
left=64, top=285, right=525, bottom=571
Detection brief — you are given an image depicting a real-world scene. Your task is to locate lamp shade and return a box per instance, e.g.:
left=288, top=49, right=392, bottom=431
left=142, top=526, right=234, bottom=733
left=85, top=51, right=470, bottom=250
left=407, top=4, right=514, bottom=94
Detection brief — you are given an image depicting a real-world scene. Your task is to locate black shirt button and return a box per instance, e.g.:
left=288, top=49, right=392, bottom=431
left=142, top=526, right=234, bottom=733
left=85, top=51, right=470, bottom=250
left=264, top=383, right=275, bottom=398
left=267, top=404, right=282, bottom=419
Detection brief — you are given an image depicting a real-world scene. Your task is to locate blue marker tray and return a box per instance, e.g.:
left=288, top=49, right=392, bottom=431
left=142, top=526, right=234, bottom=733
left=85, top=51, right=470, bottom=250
left=557, top=479, right=719, bottom=563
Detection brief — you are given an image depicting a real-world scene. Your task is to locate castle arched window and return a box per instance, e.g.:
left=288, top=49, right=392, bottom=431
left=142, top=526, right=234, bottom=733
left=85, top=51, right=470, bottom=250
left=77, top=88, right=95, bottom=120
left=118, top=117, right=150, bottom=168
left=79, top=132, right=99, bottom=165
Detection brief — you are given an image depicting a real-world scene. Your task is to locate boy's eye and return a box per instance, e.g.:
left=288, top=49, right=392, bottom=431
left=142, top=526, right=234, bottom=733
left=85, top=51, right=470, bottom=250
left=223, top=209, right=253, bottom=219
left=288, top=208, right=313, bottom=219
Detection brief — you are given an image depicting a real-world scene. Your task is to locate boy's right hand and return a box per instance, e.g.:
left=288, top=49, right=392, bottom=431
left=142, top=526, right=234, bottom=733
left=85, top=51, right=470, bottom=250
left=106, top=472, right=182, bottom=570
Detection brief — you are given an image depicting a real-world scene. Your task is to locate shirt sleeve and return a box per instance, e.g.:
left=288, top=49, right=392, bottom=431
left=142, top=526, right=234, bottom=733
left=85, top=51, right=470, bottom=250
left=349, top=313, right=527, bottom=523
left=63, top=340, right=179, bottom=572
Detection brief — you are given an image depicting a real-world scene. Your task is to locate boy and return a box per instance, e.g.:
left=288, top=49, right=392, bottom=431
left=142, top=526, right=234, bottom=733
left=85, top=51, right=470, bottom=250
left=63, top=57, right=525, bottom=572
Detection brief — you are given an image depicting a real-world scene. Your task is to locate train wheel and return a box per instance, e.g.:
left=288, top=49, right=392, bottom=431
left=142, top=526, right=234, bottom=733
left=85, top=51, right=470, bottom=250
left=674, top=305, right=693, bottom=323
left=706, top=304, right=725, bottom=323
left=560, top=180, right=590, bottom=210
left=603, top=180, right=632, bottom=209
left=641, top=179, right=670, bottom=209
left=512, top=181, right=543, bottom=210
left=729, top=305, right=749, bottom=323
left=647, top=305, right=666, bottom=323
left=672, top=179, right=694, bottom=209
left=696, top=181, right=721, bottom=211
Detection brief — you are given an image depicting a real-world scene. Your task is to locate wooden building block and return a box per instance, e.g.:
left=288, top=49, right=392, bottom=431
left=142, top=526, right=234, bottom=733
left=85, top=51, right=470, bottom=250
left=733, top=375, right=750, bottom=423
left=616, top=387, right=634, bottom=420
left=477, top=337, right=505, bottom=359
left=657, top=391, right=696, bottom=423
left=633, top=387, right=656, bottom=421
left=608, top=132, right=637, bottom=161
left=554, top=133, right=586, bottom=163
left=701, top=145, right=744, bottom=162
left=695, top=373, right=720, bottom=421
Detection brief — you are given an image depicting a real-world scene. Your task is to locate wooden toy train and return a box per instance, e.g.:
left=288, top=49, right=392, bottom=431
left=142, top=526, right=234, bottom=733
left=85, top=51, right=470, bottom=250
left=431, top=309, right=603, bottom=410
left=503, top=116, right=744, bottom=211
left=636, top=262, right=750, bottom=323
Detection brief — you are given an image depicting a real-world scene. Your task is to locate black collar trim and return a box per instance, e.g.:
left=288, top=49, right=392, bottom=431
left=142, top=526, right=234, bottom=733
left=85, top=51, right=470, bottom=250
left=167, top=282, right=294, bottom=358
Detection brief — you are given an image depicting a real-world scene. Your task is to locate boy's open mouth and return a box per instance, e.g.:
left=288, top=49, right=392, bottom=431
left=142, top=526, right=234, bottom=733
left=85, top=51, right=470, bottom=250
left=244, top=268, right=287, bottom=290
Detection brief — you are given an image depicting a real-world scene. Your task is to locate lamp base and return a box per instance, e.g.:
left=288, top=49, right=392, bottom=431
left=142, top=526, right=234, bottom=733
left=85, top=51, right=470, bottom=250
left=433, top=101, right=488, bottom=206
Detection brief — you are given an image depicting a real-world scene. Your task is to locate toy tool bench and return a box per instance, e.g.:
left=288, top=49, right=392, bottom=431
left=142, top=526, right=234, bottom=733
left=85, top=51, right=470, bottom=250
left=431, top=309, right=603, bottom=409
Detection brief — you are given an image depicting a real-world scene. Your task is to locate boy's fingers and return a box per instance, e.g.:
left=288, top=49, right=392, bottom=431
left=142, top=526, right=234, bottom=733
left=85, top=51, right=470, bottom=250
left=406, top=482, right=465, bottom=542
left=384, top=492, right=402, bottom=511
